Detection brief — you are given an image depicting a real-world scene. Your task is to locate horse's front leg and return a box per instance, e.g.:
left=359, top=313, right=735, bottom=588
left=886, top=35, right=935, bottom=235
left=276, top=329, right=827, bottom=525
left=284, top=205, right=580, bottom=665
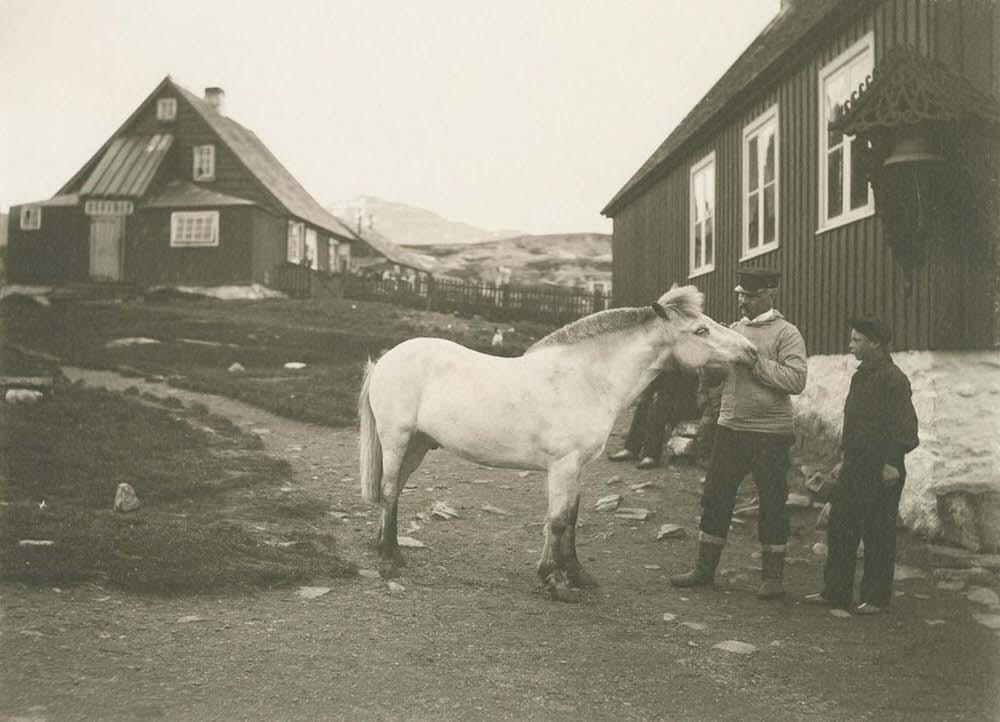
left=538, top=452, right=584, bottom=602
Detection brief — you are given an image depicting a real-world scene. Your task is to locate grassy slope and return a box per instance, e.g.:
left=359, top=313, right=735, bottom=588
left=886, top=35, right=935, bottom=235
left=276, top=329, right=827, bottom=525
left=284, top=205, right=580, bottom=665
left=0, top=383, right=354, bottom=592
left=0, top=295, right=557, bottom=426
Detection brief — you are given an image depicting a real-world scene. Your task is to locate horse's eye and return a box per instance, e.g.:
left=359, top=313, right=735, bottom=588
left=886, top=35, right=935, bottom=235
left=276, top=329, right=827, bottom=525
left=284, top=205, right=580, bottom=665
left=695, top=326, right=709, bottom=336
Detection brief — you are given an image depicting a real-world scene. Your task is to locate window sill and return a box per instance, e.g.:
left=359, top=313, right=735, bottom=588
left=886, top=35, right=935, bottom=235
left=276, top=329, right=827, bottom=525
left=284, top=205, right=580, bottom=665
left=816, top=206, right=875, bottom=235
left=688, top=265, right=715, bottom=280
left=739, top=243, right=779, bottom=262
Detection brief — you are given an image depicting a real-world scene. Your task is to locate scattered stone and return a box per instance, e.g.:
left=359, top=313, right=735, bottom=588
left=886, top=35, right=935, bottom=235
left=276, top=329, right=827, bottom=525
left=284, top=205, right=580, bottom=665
left=5, top=389, right=44, bottom=405
left=804, top=469, right=839, bottom=500
left=113, top=483, right=140, bottom=512
left=972, top=613, right=1000, bottom=630
left=431, top=502, right=459, bottom=520
left=357, top=569, right=382, bottom=580
left=595, top=494, right=621, bottom=512
left=894, top=564, right=926, bottom=581
left=105, top=337, right=160, bottom=348
left=405, top=521, right=422, bottom=533
left=227, top=362, right=246, bottom=374
left=631, top=481, right=654, bottom=491
left=666, top=436, right=695, bottom=457
left=974, top=555, right=1000, bottom=571
left=936, top=580, right=966, bottom=591
left=934, top=567, right=994, bottom=585
left=518, top=471, right=532, bottom=478
left=673, top=421, right=699, bottom=438
left=481, top=504, right=509, bottom=515
left=687, top=641, right=698, bottom=647
left=750, top=551, right=762, bottom=560
left=606, top=475, right=622, bottom=486
left=734, top=504, right=759, bottom=518
left=297, top=587, right=331, bottom=599
left=914, top=593, right=931, bottom=600
left=643, top=564, right=662, bottom=570
left=472, top=479, right=491, bottom=484
left=924, top=619, right=947, bottom=626
left=177, top=615, right=206, bottom=623
left=387, top=581, right=406, bottom=594
left=680, top=622, right=706, bottom=631
left=615, top=508, right=652, bottom=521
left=397, top=536, right=426, bottom=548
left=713, top=640, right=756, bottom=655
left=815, top=503, right=832, bottom=530
left=812, top=542, right=828, bottom=558
left=965, top=587, right=1000, bottom=608
left=662, top=613, right=677, bottom=622
left=18, top=539, right=54, bottom=547
left=283, top=362, right=307, bottom=370
left=786, top=493, right=812, bottom=508
left=655, top=524, right=686, bottom=540
left=328, top=511, right=349, bottom=520
left=829, top=609, right=852, bottom=619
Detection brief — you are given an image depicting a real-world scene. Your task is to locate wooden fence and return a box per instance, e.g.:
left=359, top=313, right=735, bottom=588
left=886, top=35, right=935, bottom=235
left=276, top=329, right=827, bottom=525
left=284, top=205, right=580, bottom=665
left=269, top=263, right=612, bottom=324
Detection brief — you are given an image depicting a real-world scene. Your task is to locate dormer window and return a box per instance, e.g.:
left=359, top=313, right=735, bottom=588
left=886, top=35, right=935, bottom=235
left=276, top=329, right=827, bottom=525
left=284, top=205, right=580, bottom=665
left=20, top=205, right=42, bottom=230
left=193, top=145, right=215, bottom=181
left=157, top=98, right=177, bottom=121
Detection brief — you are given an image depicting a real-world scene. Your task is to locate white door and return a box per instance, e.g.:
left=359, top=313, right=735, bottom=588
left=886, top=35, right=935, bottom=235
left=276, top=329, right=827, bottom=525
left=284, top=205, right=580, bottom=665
left=89, top=216, right=125, bottom=281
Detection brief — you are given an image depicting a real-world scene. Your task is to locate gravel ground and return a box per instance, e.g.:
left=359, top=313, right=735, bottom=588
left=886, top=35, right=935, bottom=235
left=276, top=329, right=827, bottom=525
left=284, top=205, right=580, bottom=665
left=2, top=368, right=998, bottom=721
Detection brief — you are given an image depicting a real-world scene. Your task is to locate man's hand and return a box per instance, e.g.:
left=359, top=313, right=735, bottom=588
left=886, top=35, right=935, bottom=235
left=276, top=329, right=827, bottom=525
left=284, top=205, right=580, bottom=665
left=740, top=344, right=760, bottom=367
left=881, top=464, right=900, bottom=486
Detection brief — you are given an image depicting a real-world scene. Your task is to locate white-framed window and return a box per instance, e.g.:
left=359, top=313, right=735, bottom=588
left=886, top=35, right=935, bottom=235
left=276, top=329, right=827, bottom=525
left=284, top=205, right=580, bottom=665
left=689, top=151, right=716, bottom=277
left=287, top=221, right=305, bottom=263
left=157, top=98, right=177, bottom=121
left=19, top=205, right=42, bottom=230
left=742, top=105, right=779, bottom=259
left=819, top=32, right=875, bottom=232
left=193, top=144, right=215, bottom=181
left=170, top=211, right=219, bottom=247
left=304, top=227, right=318, bottom=270
left=337, top=241, right=352, bottom=273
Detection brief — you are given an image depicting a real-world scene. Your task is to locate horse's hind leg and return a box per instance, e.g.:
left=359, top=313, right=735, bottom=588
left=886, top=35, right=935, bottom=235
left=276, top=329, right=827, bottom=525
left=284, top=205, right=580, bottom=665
left=561, top=498, right=598, bottom=589
left=376, top=431, right=430, bottom=578
left=538, top=452, right=584, bottom=602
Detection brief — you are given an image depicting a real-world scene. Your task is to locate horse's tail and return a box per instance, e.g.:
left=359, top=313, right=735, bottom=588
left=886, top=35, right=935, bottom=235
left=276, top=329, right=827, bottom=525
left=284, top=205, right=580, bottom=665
left=358, top=358, right=383, bottom=505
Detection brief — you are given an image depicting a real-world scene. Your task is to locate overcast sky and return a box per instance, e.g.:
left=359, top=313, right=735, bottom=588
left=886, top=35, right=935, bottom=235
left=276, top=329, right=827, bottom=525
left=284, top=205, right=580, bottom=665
left=1, top=0, right=778, bottom=235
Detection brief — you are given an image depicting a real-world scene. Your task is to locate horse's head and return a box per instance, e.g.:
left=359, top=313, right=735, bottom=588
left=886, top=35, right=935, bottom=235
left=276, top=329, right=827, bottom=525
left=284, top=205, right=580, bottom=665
left=649, top=285, right=756, bottom=370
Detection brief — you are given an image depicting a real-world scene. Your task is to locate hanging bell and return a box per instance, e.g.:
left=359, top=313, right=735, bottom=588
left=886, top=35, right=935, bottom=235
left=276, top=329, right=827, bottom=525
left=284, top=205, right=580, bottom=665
left=883, top=124, right=944, bottom=166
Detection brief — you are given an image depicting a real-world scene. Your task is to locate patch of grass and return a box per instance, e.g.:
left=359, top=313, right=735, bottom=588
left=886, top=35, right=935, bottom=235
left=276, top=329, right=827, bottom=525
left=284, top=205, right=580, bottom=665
left=0, top=385, right=354, bottom=593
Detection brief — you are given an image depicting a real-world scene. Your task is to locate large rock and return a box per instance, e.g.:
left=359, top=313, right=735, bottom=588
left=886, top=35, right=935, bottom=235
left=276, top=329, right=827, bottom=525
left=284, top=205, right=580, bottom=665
left=5, top=389, right=44, bottom=405
left=113, top=483, right=140, bottom=512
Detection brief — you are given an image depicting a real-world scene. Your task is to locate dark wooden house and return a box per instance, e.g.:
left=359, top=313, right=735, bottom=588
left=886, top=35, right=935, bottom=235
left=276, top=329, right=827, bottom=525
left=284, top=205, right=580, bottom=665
left=603, top=0, right=1000, bottom=354
left=7, top=77, right=359, bottom=287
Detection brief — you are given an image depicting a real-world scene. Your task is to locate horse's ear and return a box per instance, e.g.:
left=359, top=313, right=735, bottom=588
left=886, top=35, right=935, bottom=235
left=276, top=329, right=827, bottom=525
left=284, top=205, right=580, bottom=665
left=651, top=302, right=669, bottom=319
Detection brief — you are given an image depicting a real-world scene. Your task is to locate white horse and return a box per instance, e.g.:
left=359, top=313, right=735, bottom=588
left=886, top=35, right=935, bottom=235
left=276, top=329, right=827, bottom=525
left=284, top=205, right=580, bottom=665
left=358, top=285, right=755, bottom=600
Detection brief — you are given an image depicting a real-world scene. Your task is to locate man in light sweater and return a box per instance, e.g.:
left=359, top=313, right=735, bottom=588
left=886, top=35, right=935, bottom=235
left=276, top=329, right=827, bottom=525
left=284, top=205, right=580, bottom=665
left=671, top=268, right=808, bottom=599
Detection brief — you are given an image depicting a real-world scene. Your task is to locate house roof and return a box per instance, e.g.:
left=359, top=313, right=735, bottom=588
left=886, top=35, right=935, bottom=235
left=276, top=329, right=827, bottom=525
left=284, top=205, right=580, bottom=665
left=353, top=226, right=436, bottom=274
left=80, top=133, right=174, bottom=198
left=58, top=76, right=360, bottom=243
left=169, top=81, right=359, bottom=242
left=142, top=180, right=255, bottom=208
left=602, top=0, right=856, bottom=216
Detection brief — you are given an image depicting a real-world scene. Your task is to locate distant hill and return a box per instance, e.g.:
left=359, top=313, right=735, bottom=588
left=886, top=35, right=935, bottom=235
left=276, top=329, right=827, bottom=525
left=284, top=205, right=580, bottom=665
left=328, top=196, right=521, bottom=247
left=410, top=233, right=612, bottom=289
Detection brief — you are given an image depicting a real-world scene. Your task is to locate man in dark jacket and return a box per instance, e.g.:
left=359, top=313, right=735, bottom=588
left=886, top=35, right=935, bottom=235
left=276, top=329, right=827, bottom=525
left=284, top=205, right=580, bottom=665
left=806, top=316, right=919, bottom=615
left=608, top=367, right=699, bottom=468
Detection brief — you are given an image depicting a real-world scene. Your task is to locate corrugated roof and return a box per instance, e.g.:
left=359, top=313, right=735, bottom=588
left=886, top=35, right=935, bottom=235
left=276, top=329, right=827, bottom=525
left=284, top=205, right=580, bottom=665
left=169, top=81, right=358, bottom=242
left=80, top=134, right=173, bottom=197
left=143, top=180, right=255, bottom=208
left=602, top=0, right=854, bottom=216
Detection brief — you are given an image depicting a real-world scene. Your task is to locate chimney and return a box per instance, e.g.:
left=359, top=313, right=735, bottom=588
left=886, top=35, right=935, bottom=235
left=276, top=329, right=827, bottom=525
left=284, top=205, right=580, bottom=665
left=779, top=0, right=796, bottom=11
left=204, top=87, right=226, bottom=114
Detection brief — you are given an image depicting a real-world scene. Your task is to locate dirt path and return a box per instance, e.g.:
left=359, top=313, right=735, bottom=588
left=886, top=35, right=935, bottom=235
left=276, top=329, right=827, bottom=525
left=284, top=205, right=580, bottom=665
left=3, top=370, right=999, bottom=721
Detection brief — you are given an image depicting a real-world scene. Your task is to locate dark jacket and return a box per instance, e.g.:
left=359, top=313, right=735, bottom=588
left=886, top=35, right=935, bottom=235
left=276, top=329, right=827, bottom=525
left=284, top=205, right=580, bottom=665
left=841, top=355, right=919, bottom=470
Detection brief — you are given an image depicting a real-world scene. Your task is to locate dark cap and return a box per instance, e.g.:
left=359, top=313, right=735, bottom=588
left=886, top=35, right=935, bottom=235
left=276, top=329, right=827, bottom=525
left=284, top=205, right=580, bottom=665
left=734, top=267, right=781, bottom=293
left=849, top=315, right=892, bottom=346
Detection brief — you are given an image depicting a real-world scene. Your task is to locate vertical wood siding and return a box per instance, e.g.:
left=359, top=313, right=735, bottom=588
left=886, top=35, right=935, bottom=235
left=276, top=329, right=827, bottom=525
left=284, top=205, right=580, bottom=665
left=610, top=0, right=996, bottom=354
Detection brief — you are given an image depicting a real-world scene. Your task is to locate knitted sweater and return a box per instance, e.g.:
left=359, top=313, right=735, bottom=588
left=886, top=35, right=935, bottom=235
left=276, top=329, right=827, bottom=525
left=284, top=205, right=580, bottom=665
left=717, top=311, right=808, bottom=434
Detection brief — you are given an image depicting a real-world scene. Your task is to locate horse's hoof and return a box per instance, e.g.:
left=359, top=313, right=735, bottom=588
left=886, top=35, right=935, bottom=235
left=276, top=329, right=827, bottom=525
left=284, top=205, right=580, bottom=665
left=548, top=584, right=582, bottom=604
left=378, top=561, right=403, bottom=579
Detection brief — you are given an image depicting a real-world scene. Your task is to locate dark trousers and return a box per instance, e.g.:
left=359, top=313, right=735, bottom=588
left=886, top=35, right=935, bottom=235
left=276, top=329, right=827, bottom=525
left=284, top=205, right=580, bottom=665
left=823, top=455, right=905, bottom=608
left=699, top=426, right=794, bottom=546
left=623, top=385, right=671, bottom=461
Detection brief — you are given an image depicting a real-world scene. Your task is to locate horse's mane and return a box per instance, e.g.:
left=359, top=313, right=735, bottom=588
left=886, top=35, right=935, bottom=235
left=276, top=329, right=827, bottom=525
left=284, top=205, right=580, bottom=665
left=526, top=285, right=704, bottom=353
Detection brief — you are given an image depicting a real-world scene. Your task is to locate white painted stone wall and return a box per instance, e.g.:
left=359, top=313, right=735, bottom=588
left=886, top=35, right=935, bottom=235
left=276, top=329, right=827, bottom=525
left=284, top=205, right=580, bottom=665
left=792, top=351, right=1000, bottom=538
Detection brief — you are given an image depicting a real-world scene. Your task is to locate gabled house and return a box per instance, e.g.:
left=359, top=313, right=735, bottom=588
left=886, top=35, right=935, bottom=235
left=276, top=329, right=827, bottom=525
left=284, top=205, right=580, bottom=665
left=603, top=0, right=1000, bottom=355
left=7, top=76, right=359, bottom=287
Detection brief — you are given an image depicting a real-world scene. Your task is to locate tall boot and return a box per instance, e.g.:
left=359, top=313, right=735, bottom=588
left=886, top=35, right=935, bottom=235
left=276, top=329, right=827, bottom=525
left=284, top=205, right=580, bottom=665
left=670, top=537, right=723, bottom=588
left=756, top=548, right=786, bottom=599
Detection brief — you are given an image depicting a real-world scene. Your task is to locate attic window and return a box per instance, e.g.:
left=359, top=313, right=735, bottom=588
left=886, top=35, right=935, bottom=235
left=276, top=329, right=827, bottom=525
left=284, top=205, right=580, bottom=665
left=193, top=145, right=215, bottom=181
left=20, top=205, right=42, bottom=230
left=157, top=98, right=177, bottom=121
